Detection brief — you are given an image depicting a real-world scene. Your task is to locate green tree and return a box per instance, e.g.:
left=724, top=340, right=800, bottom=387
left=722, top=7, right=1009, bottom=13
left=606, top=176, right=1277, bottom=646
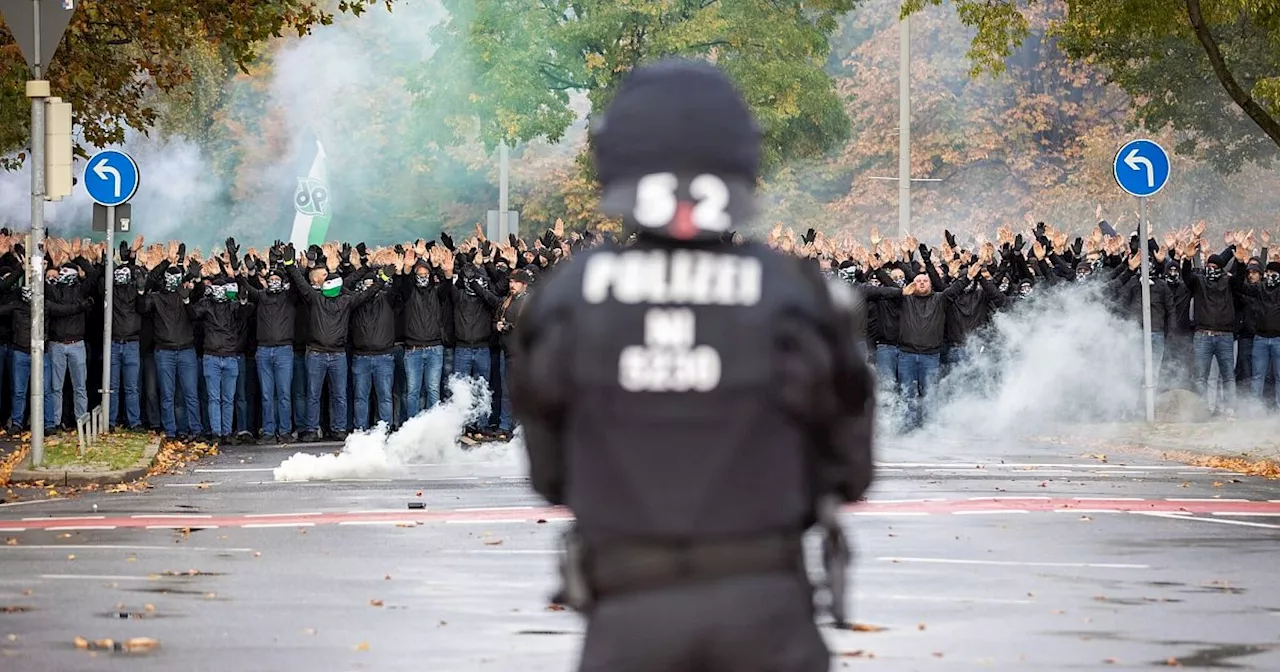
left=901, top=0, right=1280, bottom=173
left=411, top=0, right=858, bottom=177
left=0, top=0, right=392, bottom=168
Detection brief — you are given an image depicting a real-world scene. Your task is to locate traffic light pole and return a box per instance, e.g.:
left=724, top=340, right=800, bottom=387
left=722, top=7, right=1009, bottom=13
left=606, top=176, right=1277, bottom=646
left=28, top=74, right=48, bottom=467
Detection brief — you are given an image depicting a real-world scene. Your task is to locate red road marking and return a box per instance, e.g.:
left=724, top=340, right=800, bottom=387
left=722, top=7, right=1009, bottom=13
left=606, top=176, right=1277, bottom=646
left=5, top=498, right=1280, bottom=531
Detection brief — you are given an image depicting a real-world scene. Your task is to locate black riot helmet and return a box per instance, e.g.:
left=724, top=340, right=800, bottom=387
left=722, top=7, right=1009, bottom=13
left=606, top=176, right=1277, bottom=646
left=591, top=59, right=761, bottom=243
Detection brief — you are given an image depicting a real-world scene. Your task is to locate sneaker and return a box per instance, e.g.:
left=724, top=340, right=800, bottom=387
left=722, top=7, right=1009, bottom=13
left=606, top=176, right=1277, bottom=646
left=299, top=431, right=319, bottom=443
left=256, top=434, right=277, bottom=446
left=331, top=431, right=349, bottom=442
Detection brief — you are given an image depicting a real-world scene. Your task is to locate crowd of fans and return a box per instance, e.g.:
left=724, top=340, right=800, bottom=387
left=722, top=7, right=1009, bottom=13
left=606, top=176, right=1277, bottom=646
left=0, top=212, right=1274, bottom=444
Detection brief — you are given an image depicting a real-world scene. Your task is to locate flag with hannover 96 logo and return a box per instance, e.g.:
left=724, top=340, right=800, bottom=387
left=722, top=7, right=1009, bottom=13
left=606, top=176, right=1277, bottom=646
left=289, top=139, right=332, bottom=249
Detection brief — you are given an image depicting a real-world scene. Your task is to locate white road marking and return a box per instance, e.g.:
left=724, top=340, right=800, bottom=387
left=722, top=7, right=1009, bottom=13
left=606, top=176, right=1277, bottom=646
left=1073, top=497, right=1144, bottom=501
left=40, top=574, right=155, bottom=581
left=1138, top=512, right=1280, bottom=530
left=444, top=519, right=528, bottom=525
left=1166, top=498, right=1250, bottom=503
left=952, top=510, right=1028, bottom=515
left=4, top=545, right=254, bottom=552
left=864, top=498, right=946, bottom=504
left=242, top=522, right=316, bottom=529
left=850, top=511, right=928, bottom=517
left=455, top=506, right=536, bottom=512
left=1053, top=509, right=1119, bottom=514
left=441, top=550, right=558, bottom=555
left=338, top=521, right=419, bottom=526
left=162, top=482, right=221, bottom=488
left=498, top=476, right=527, bottom=480
left=0, top=498, right=66, bottom=508
left=877, top=557, right=1150, bottom=569
left=331, top=479, right=393, bottom=483
left=969, top=496, right=1052, bottom=501
left=194, top=467, right=275, bottom=473
left=244, top=512, right=322, bottom=518
left=879, top=594, right=1035, bottom=605
left=1097, top=471, right=1147, bottom=476
left=130, top=514, right=213, bottom=519
left=0, top=528, right=27, bottom=532
left=432, top=477, right=480, bottom=481
left=345, top=509, right=421, bottom=514
left=145, top=525, right=219, bottom=530
left=22, top=515, right=106, bottom=521
left=1211, top=512, right=1280, bottom=517
left=45, top=526, right=117, bottom=531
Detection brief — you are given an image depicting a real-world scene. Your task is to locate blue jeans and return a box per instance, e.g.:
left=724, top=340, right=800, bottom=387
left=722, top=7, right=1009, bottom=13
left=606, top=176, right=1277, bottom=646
left=47, top=340, right=88, bottom=427
left=155, top=348, right=203, bottom=437
left=875, top=344, right=899, bottom=388
left=305, top=351, right=348, bottom=434
left=392, top=345, right=408, bottom=426
left=352, top=353, right=394, bottom=430
left=11, top=350, right=51, bottom=428
left=498, top=354, right=515, bottom=431
left=110, top=341, right=142, bottom=428
left=203, top=355, right=239, bottom=437
left=942, top=345, right=967, bottom=368
left=897, top=352, right=941, bottom=429
left=404, top=345, right=445, bottom=417
left=1252, top=336, right=1280, bottom=404
left=256, top=346, right=294, bottom=436
left=292, top=351, right=308, bottom=432
left=1193, top=331, right=1236, bottom=410
left=235, top=354, right=251, bottom=434
left=453, top=346, right=492, bottom=423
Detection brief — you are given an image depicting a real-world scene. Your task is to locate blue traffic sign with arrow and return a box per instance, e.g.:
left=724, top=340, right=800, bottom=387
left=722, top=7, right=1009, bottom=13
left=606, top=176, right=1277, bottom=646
left=83, top=150, right=141, bottom=207
left=1113, top=139, right=1170, bottom=198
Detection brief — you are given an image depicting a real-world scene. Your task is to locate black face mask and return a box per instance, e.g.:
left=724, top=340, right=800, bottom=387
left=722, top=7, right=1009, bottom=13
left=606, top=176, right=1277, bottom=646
left=1266, top=274, right=1280, bottom=289
left=892, top=277, right=905, bottom=288
left=1205, top=267, right=1224, bottom=281
left=1165, top=272, right=1181, bottom=286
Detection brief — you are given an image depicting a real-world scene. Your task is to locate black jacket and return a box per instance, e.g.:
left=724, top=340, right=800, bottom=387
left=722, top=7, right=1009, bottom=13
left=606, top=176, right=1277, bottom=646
left=1239, top=281, right=1280, bottom=338
left=242, top=281, right=298, bottom=348
left=1119, top=270, right=1172, bottom=334
left=867, top=280, right=965, bottom=355
left=1183, top=254, right=1243, bottom=333
left=286, top=264, right=385, bottom=352
left=139, top=288, right=199, bottom=350
left=398, top=272, right=449, bottom=348
left=110, top=265, right=145, bottom=342
left=190, top=297, right=255, bottom=357
left=448, top=263, right=501, bottom=347
left=47, top=258, right=98, bottom=342
left=0, top=295, right=93, bottom=353
left=350, top=279, right=398, bottom=355
left=944, top=277, right=1006, bottom=345
left=496, top=287, right=530, bottom=353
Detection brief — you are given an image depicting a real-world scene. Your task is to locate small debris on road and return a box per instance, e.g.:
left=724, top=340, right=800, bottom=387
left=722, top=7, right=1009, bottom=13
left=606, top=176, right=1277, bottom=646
left=483, top=539, right=503, bottom=546
left=354, top=641, right=370, bottom=652
left=546, top=604, right=566, bottom=612
left=370, top=600, right=384, bottom=607
left=849, top=623, right=885, bottom=632
left=407, top=502, right=425, bottom=510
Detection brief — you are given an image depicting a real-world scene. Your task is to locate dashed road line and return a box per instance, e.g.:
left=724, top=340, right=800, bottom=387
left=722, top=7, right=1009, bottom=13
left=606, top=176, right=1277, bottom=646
left=952, top=510, right=1028, bottom=515
left=878, top=557, right=1150, bottom=569
left=46, top=526, right=118, bottom=531
left=1167, top=498, right=1250, bottom=502
left=131, top=514, right=213, bottom=519
left=444, top=519, right=529, bottom=525
left=242, top=522, right=316, bottom=529
left=22, top=516, right=106, bottom=521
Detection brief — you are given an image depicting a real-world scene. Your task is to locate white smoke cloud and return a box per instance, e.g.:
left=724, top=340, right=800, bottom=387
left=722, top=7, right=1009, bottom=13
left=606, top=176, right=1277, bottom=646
left=876, top=279, right=1149, bottom=444
left=273, top=375, right=523, bottom=482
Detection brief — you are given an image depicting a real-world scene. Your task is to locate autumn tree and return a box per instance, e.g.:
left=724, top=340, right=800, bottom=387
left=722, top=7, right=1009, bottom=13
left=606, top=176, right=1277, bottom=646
left=0, top=1, right=392, bottom=168
left=411, top=0, right=857, bottom=182
left=902, top=0, right=1280, bottom=173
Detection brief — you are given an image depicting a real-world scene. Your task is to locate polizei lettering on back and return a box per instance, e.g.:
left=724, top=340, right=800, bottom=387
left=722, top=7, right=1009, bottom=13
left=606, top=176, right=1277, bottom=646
left=582, top=249, right=762, bottom=306
left=619, top=308, right=722, bottom=393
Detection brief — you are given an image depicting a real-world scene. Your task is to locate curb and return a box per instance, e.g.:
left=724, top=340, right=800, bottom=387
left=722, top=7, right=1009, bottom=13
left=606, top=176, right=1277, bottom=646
left=9, top=436, right=164, bottom=487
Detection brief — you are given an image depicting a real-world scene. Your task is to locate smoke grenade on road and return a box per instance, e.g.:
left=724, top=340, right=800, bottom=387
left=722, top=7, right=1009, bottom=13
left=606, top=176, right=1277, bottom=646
left=272, top=376, right=523, bottom=482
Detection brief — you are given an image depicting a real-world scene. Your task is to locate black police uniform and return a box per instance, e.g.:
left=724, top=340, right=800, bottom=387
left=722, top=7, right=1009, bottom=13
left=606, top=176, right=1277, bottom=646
left=507, top=60, right=876, bottom=672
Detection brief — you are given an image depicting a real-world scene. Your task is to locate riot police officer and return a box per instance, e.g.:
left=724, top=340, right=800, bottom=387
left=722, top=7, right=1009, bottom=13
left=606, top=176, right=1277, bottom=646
left=507, top=59, right=876, bottom=672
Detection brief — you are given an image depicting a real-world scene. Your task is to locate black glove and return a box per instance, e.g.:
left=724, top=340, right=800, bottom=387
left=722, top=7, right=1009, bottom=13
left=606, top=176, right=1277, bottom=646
left=177, top=243, right=187, bottom=264
left=225, top=237, right=239, bottom=259
left=1013, top=234, right=1025, bottom=253
left=481, top=240, right=492, bottom=257
left=341, top=242, right=352, bottom=261
left=119, top=241, right=131, bottom=263
left=394, top=244, right=405, bottom=255
left=917, top=243, right=930, bottom=262
left=440, top=232, right=455, bottom=251
left=803, top=228, right=816, bottom=244
left=508, top=233, right=518, bottom=248
left=13, top=243, right=24, bottom=258
left=178, top=285, right=191, bottom=301
left=944, top=229, right=957, bottom=248
left=283, top=243, right=296, bottom=264
left=305, top=246, right=319, bottom=264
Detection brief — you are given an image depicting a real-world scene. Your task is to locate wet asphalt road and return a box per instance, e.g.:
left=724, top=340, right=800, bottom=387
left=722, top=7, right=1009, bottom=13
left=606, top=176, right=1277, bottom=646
left=2, top=436, right=1280, bottom=671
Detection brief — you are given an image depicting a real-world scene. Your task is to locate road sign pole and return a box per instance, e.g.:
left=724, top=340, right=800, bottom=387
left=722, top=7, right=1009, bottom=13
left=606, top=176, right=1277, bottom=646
left=1138, top=197, right=1155, bottom=423
left=101, top=206, right=114, bottom=433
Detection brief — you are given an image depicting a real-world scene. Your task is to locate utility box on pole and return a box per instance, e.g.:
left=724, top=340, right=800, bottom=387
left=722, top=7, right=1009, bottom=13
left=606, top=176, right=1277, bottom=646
left=45, top=96, right=73, bottom=201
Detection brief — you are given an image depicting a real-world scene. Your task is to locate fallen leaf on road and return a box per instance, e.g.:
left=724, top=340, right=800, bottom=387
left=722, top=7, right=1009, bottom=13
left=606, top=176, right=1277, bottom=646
left=123, top=637, right=159, bottom=652
left=94, top=639, right=115, bottom=650
left=546, top=604, right=566, bottom=612
left=73, top=636, right=89, bottom=650
left=384, top=575, right=392, bottom=580
left=415, top=491, right=423, bottom=497
left=203, top=593, right=216, bottom=599
left=1104, top=658, right=1118, bottom=664
left=354, top=641, right=370, bottom=652
left=302, top=628, right=317, bottom=635
left=126, top=557, right=136, bottom=563
left=1179, top=482, right=1190, bottom=488
left=21, top=590, right=31, bottom=596
left=1080, top=516, right=1092, bottom=521
left=58, top=533, right=71, bottom=539
left=1165, top=658, right=1182, bottom=666
left=369, top=600, right=384, bottom=607
left=483, top=539, right=503, bottom=546
left=66, top=555, right=75, bottom=561
left=1212, top=482, right=1224, bottom=487
left=4, top=538, right=15, bottom=546
left=144, top=604, right=155, bottom=612
left=917, top=623, right=927, bottom=631
left=849, top=623, right=885, bottom=632
left=395, top=523, right=417, bottom=528
left=933, top=652, right=944, bottom=658
left=838, top=650, right=869, bottom=657
left=195, top=484, right=210, bottom=489
left=253, top=552, right=261, bottom=558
